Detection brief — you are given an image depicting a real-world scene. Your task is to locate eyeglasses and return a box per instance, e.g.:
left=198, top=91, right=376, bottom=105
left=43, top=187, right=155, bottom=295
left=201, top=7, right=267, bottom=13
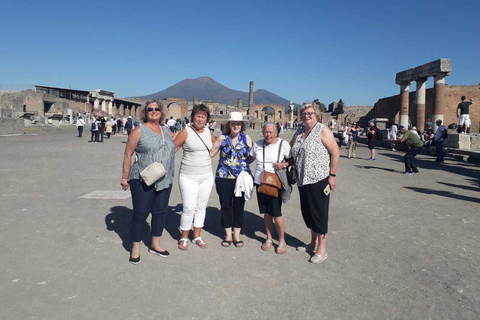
left=301, top=112, right=315, bottom=117
left=147, top=107, right=161, bottom=112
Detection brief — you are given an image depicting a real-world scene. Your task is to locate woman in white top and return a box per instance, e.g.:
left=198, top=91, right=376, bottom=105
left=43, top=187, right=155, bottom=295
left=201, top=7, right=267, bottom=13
left=174, top=104, right=216, bottom=250
left=249, top=123, right=291, bottom=254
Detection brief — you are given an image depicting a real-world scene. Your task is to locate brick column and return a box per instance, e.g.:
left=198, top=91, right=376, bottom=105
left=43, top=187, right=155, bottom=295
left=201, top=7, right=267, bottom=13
left=415, top=78, right=427, bottom=132
left=399, top=82, right=411, bottom=128
left=432, top=73, right=447, bottom=132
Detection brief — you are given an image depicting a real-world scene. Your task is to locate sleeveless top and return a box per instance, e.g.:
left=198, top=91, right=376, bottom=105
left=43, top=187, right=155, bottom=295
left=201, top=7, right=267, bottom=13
left=128, top=124, right=176, bottom=191
left=350, top=128, right=358, bottom=141
left=215, top=132, right=251, bottom=179
left=180, top=126, right=213, bottom=175
left=291, top=122, right=330, bottom=187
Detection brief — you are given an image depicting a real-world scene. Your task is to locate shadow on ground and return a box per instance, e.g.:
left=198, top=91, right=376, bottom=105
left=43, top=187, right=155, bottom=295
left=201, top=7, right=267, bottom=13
left=404, top=186, right=480, bottom=204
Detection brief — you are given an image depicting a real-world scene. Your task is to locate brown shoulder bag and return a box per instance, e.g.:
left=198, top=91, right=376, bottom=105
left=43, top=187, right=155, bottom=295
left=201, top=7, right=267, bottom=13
left=257, top=141, right=281, bottom=197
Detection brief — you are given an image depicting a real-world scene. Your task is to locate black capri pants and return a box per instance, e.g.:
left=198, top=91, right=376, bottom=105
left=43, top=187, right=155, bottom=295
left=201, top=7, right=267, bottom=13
left=298, top=177, right=330, bottom=235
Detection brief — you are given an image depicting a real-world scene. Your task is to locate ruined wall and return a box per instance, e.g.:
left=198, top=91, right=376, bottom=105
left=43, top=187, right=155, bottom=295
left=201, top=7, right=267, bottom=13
left=361, top=85, right=480, bottom=132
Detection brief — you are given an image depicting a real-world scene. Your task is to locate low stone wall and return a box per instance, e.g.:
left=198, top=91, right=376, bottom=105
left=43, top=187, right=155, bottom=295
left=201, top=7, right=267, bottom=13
left=0, top=118, right=24, bottom=135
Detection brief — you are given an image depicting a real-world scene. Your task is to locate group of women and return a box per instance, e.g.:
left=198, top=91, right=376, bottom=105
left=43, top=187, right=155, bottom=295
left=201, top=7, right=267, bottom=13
left=121, top=100, right=339, bottom=265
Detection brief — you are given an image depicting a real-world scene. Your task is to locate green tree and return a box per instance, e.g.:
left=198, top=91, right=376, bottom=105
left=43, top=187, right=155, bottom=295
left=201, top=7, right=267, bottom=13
left=313, top=99, right=326, bottom=112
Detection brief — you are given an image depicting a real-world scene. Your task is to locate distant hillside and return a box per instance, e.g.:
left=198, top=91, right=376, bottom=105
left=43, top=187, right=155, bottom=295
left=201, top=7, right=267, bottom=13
left=135, top=76, right=294, bottom=108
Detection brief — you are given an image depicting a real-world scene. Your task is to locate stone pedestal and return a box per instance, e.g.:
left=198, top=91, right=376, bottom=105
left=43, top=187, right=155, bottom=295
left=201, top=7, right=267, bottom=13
left=374, top=118, right=388, bottom=130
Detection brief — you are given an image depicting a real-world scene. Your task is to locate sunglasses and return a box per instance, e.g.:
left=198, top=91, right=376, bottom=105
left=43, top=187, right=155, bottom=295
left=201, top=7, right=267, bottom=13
left=147, top=107, right=161, bottom=112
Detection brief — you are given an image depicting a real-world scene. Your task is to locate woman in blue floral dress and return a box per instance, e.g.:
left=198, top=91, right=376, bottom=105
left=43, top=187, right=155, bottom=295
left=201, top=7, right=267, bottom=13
left=210, top=112, right=252, bottom=247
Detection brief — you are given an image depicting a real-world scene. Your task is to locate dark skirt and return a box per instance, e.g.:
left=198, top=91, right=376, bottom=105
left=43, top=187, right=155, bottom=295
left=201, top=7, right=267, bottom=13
left=298, top=177, right=330, bottom=234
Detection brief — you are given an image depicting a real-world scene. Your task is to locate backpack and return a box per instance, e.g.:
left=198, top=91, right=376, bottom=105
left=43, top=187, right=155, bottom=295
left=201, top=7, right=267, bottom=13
left=442, top=126, right=448, bottom=139
left=375, top=130, right=383, bottom=141
left=91, top=122, right=97, bottom=130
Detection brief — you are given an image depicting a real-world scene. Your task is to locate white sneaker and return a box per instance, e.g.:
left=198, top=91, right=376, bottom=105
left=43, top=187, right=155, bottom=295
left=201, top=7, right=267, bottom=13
left=310, top=252, right=328, bottom=263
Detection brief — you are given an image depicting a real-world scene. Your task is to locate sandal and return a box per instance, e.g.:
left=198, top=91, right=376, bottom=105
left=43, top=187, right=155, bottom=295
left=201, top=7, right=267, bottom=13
left=221, top=240, right=232, bottom=247
left=192, top=237, right=207, bottom=248
left=233, top=240, right=244, bottom=248
left=178, top=238, right=189, bottom=251
left=261, top=239, right=272, bottom=251
left=276, top=242, right=287, bottom=254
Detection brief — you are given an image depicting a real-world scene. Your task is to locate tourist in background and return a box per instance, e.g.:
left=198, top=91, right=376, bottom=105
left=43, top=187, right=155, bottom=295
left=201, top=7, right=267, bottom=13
left=121, top=99, right=176, bottom=264
left=290, top=105, right=339, bottom=263
left=90, top=117, right=100, bottom=143
left=105, top=118, right=112, bottom=139
left=111, top=117, right=117, bottom=135
left=457, top=96, right=474, bottom=134
left=125, top=116, right=133, bottom=135
left=393, top=126, right=424, bottom=175
left=434, top=119, right=446, bottom=163
left=210, top=112, right=252, bottom=248
left=249, top=123, right=291, bottom=254
left=367, top=120, right=378, bottom=160
left=347, top=122, right=360, bottom=159
left=76, top=116, right=85, bottom=138
left=167, top=116, right=176, bottom=133
left=174, top=104, right=216, bottom=250
left=389, top=123, right=398, bottom=151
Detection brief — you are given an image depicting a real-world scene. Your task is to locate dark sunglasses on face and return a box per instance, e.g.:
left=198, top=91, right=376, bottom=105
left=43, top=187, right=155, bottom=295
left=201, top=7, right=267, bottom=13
left=147, top=107, right=161, bottom=112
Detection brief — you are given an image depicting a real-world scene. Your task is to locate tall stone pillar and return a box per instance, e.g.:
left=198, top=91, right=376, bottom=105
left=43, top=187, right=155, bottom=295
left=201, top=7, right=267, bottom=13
left=193, top=97, right=198, bottom=106
left=94, top=99, right=99, bottom=110
left=248, top=81, right=254, bottom=115
left=237, top=99, right=242, bottom=111
left=136, top=105, right=141, bottom=118
left=101, top=100, right=107, bottom=112
left=107, top=100, right=113, bottom=115
left=399, top=82, right=411, bottom=128
left=415, top=78, right=427, bottom=132
left=432, top=73, right=447, bottom=132
left=125, top=105, right=130, bottom=117
left=119, top=104, right=124, bottom=116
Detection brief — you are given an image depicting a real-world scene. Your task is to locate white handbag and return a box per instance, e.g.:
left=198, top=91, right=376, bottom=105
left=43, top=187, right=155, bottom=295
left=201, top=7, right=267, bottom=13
left=140, top=162, right=166, bottom=186
left=139, top=127, right=167, bottom=186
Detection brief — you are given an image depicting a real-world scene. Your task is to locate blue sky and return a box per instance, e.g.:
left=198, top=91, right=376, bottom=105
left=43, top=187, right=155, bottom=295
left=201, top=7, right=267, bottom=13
left=1, top=0, right=479, bottom=105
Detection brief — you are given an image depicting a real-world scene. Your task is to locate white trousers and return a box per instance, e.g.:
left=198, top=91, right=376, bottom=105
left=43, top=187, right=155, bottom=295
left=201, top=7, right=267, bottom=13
left=179, top=172, right=214, bottom=230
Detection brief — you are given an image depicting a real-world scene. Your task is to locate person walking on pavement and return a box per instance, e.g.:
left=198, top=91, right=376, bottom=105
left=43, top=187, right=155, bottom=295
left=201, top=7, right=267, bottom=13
left=76, top=116, right=85, bottom=138
left=389, top=123, right=398, bottom=151
left=90, top=117, right=100, bottom=143
left=125, top=116, right=133, bottom=135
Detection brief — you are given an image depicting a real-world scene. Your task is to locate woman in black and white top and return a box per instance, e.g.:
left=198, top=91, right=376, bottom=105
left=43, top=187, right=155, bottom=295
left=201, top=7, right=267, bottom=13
left=249, top=123, right=291, bottom=254
left=174, top=104, right=216, bottom=250
left=289, top=105, right=339, bottom=264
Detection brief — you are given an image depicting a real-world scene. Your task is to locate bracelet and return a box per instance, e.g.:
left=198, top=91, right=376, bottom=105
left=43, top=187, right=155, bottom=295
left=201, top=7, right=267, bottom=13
left=329, top=173, right=336, bottom=177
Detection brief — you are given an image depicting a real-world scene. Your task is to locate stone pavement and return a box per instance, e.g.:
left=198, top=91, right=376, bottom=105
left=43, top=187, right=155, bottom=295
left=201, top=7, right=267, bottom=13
left=1, top=127, right=479, bottom=320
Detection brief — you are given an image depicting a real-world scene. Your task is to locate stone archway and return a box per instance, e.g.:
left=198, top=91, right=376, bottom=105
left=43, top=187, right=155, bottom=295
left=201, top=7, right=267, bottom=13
left=262, top=106, right=275, bottom=122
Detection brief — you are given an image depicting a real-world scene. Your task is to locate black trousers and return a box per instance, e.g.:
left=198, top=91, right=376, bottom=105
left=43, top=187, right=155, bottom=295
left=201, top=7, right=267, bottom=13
left=129, top=180, right=172, bottom=243
left=215, top=178, right=245, bottom=228
left=77, top=126, right=84, bottom=137
left=404, top=146, right=422, bottom=173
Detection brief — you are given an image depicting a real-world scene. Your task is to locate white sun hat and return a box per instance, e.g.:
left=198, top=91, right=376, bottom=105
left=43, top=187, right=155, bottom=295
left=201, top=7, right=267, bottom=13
left=228, top=112, right=246, bottom=122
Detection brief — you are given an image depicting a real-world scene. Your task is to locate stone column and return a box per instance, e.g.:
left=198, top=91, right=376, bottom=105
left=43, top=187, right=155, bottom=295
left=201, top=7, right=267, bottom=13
left=237, top=99, right=242, bottom=110
left=415, top=78, right=427, bottom=132
left=136, top=105, right=141, bottom=118
left=125, top=105, right=130, bottom=117
left=248, top=81, right=254, bottom=115
left=193, top=97, right=198, bottom=106
left=399, top=82, right=411, bottom=128
left=432, top=73, right=447, bottom=132
left=107, top=100, right=113, bottom=115
left=101, top=100, right=107, bottom=112
left=94, top=99, right=99, bottom=110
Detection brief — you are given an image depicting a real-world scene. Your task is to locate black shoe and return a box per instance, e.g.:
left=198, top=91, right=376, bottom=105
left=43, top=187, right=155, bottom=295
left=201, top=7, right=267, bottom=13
left=148, top=247, right=170, bottom=258
left=129, top=256, right=140, bottom=265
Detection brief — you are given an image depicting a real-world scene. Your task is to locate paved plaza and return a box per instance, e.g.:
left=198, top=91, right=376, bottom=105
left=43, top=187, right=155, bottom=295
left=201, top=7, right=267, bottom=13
left=1, top=127, right=479, bottom=320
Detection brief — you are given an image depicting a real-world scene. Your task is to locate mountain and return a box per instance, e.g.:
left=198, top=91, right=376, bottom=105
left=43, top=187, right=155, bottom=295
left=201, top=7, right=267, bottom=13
left=135, top=76, right=294, bottom=108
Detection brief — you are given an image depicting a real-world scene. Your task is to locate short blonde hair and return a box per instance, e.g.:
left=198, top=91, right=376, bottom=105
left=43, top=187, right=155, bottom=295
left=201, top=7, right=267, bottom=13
left=299, top=105, right=320, bottom=121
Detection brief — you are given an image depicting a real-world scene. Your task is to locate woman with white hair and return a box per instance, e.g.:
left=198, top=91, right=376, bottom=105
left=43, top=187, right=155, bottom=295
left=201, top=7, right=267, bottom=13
left=210, top=112, right=252, bottom=248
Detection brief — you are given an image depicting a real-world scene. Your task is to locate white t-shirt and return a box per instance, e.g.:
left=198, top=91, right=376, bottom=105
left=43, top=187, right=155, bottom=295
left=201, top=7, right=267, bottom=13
left=167, top=119, right=176, bottom=127
left=249, top=138, right=291, bottom=185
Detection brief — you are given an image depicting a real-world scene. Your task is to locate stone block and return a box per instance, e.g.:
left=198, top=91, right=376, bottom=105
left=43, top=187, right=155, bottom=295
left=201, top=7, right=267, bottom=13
left=0, top=118, right=24, bottom=135
left=458, top=134, right=471, bottom=150
left=470, top=135, right=480, bottom=150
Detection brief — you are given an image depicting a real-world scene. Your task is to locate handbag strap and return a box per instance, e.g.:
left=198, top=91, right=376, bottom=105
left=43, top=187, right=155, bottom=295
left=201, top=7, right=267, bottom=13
left=262, top=139, right=283, bottom=170
left=190, top=126, right=210, bottom=152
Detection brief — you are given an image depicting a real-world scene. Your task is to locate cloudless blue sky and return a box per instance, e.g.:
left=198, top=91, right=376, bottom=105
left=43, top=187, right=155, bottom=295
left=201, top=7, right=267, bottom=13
left=1, top=0, right=479, bottom=105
